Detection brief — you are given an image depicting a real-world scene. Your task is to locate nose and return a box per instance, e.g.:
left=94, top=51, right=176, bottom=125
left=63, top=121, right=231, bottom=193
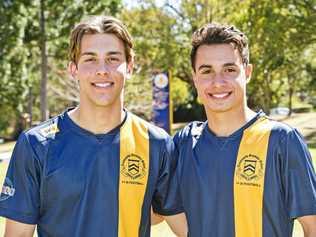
left=212, top=73, right=226, bottom=86
left=96, top=62, right=110, bottom=76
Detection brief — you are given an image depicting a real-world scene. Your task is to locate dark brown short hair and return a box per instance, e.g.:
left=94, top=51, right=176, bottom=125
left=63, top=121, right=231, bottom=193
left=69, top=15, right=134, bottom=65
left=191, top=23, right=249, bottom=71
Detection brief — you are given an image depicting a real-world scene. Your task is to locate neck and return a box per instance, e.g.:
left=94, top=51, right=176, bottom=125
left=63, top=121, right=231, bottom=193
left=206, top=107, right=256, bottom=137
left=68, top=103, right=125, bottom=134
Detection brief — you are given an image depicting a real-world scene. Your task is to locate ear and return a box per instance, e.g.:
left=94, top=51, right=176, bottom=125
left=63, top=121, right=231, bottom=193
left=245, top=64, right=253, bottom=83
left=68, top=61, right=78, bottom=79
left=126, top=60, right=134, bottom=79
left=192, top=70, right=198, bottom=87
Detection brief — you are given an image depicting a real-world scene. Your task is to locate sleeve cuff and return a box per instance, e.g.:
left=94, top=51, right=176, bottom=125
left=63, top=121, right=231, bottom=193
left=290, top=206, right=316, bottom=219
left=0, top=207, right=38, bottom=224
left=153, top=206, right=184, bottom=216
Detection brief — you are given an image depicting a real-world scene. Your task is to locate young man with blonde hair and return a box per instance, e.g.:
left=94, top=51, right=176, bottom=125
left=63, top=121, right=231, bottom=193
left=0, top=16, right=185, bottom=237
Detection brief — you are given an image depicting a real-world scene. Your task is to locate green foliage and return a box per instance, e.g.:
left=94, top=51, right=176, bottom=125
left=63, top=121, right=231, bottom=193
left=241, top=0, right=316, bottom=113
left=171, top=77, right=191, bottom=107
left=121, top=4, right=190, bottom=119
left=124, top=74, right=152, bottom=120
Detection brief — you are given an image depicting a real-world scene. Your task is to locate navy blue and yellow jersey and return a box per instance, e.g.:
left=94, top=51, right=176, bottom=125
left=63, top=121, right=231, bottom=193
left=174, top=111, right=316, bottom=237
left=0, top=110, right=182, bottom=237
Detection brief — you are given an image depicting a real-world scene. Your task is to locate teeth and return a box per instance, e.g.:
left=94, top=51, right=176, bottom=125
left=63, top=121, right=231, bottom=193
left=211, top=93, right=230, bottom=98
left=94, top=82, right=112, bottom=88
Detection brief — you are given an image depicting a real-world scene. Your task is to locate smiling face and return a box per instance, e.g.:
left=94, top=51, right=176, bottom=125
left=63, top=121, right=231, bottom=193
left=69, top=33, right=132, bottom=109
left=193, top=43, right=252, bottom=114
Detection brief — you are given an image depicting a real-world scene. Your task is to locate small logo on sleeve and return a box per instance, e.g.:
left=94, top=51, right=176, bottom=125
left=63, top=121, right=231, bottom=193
left=40, top=123, right=59, bottom=137
left=0, top=178, right=15, bottom=201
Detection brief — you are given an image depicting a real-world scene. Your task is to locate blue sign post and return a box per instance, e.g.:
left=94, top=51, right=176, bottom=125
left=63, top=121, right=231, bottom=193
left=152, top=72, right=172, bottom=134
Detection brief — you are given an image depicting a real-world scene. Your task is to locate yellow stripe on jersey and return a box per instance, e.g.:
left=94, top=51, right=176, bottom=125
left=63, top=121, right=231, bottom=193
left=119, top=113, right=150, bottom=237
left=234, top=117, right=274, bottom=237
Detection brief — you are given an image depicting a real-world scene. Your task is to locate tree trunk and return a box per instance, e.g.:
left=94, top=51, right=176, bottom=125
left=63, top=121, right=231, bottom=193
left=40, top=0, right=48, bottom=121
left=263, top=74, right=272, bottom=114
left=287, top=73, right=294, bottom=116
left=28, top=86, right=33, bottom=127
left=288, top=87, right=293, bottom=116
left=204, top=0, right=212, bottom=22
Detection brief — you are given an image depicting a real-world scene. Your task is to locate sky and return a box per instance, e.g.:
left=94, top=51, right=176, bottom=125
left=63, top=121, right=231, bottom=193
left=122, top=0, right=180, bottom=9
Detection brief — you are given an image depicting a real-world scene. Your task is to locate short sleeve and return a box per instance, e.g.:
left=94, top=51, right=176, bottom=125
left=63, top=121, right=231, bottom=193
left=152, top=136, right=183, bottom=216
left=282, top=129, right=316, bottom=218
left=0, top=133, right=41, bottom=224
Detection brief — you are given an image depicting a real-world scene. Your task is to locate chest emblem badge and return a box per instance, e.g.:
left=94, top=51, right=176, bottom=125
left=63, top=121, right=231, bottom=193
left=121, top=154, right=146, bottom=180
left=236, top=154, right=264, bottom=182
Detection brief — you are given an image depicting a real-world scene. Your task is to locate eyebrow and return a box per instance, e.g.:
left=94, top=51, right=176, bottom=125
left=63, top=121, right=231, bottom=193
left=80, top=51, right=123, bottom=57
left=80, top=52, right=96, bottom=57
left=107, top=51, right=123, bottom=56
left=197, top=62, right=238, bottom=71
left=223, top=63, right=238, bottom=67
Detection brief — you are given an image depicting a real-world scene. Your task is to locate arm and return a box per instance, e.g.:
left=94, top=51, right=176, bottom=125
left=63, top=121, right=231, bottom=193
left=0, top=134, right=41, bottom=234
left=4, top=218, right=36, bottom=237
left=151, top=210, right=188, bottom=236
left=280, top=129, right=316, bottom=228
left=152, top=135, right=187, bottom=235
left=297, top=215, right=316, bottom=237
left=163, top=212, right=188, bottom=237
left=151, top=208, right=164, bottom=225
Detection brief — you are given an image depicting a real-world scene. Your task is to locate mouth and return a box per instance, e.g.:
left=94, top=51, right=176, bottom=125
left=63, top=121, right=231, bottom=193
left=91, top=82, right=114, bottom=89
left=208, top=92, right=232, bottom=99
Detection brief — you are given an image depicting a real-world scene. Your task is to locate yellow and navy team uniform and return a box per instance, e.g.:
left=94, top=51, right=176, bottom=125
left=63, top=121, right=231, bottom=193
left=0, top=110, right=182, bottom=237
left=174, top=111, right=316, bottom=237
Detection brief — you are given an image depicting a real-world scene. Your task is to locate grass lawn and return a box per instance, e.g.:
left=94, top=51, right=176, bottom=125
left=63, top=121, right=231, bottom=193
left=0, top=145, right=314, bottom=236
left=0, top=142, right=15, bottom=153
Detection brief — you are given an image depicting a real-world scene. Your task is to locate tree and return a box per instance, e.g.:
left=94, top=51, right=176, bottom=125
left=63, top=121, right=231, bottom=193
left=242, top=0, right=316, bottom=113
left=0, top=0, right=122, bottom=137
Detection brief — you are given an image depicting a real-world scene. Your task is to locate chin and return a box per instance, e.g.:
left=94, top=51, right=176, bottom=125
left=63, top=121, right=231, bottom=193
left=205, top=104, right=234, bottom=113
left=92, top=96, right=114, bottom=105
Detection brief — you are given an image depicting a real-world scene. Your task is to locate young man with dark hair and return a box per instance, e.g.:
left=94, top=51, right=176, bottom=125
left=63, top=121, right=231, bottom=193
left=0, top=16, right=186, bottom=237
left=172, top=23, right=316, bottom=236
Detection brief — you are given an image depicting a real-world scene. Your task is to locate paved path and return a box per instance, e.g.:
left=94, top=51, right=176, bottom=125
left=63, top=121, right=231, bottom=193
left=273, top=112, right=316, bottom=146
left=0, top=142, right=15, bottom=162
left=275, top=112, right=316, bottom=134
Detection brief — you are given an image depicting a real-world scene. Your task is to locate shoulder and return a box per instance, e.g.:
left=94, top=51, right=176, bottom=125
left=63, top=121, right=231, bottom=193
left=173, top=121, right=205, bottom=145
left=264, top=116, right=303, bottom=141
left=25, top=114, right=63, bottom=142
left=19, top=114, right=65, bottom=157
left=129, top=112, right=170, bottom=141
left=262, top=116, right=307, bottom=152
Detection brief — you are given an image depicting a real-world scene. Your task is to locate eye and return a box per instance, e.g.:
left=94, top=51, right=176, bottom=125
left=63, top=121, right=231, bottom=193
left=84, top=58, right=96, bottom=62
left=224, top=67, right=237, bottom=73
left=108, top=57, right=120, bottom=63
left=200, top=69, right=211, bottom=74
